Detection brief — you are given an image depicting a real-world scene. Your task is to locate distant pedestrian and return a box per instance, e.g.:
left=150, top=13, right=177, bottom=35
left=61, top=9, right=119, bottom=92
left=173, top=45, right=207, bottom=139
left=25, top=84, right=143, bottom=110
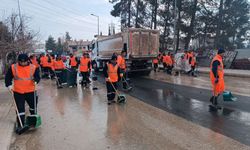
left=152, top=57, right=159, bottom=72
left=79, top=53, right=91, bottom=87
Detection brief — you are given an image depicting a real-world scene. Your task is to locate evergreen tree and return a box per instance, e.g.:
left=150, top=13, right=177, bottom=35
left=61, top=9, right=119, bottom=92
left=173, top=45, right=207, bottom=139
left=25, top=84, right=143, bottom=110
left=45, top=35, right=56, bottom=51
left=56, top=38, right=63, bottom=55
left=65, top=32, right=71, bottom=41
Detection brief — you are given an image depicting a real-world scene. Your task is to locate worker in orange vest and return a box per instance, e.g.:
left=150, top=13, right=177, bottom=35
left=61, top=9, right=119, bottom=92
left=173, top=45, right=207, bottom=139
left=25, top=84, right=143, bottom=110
left=117, top=50, right=128, bottom=89
left=69, top=53, right=78, bottom=69
left=190, top=51, right=197, bottom=77
left=41, top=54, right=50, bottom=79
left=5, top=54, right=40, bottom=133
left=162, top=53, right=167, bottom=71
left=29, top=55, right=39, bottom=69
left=79, top=53, right=91, bottom=87
left=209, top=48, right=225, bottom=107
left=39, top=53, right=47, bottom=78
left=54, top=55, right=66, bottom=88
left=153, top=57, right=159, bottom=72
left=48, top=54, right=55, bottom=79
left=104, top=55, right=123, bottom=105
left=164, top=52, right=173, bottom=75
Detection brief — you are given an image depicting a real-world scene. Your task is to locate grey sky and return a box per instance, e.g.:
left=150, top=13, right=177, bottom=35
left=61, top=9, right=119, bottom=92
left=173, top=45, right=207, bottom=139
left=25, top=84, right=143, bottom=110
left=0, top=0, right=120, bottom=42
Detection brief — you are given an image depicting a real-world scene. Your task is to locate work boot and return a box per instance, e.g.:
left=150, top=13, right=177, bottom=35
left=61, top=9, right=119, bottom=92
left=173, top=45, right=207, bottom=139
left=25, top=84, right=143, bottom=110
left=214, top=96, right=218, bottom=105
left=107, top=101, right=112, bottom=105
left=209, top=96, right=214, bottom=104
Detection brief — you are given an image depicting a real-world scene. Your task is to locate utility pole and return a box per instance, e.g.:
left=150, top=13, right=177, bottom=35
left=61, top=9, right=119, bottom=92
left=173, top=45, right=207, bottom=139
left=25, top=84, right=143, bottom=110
left=173, top=0, right=177, bottom=53
left=17, top=0, right=25, bottom=52
left=91, top=14, right=99, bottom=36
left=17, top=0, right=23, bottom=33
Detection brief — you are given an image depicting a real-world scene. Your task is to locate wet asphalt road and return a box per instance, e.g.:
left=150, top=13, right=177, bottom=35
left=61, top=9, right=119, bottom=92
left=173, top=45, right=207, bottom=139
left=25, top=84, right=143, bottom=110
left=127, top=77, right=250, bottom=146
left=6, top=72, right=250, bottom=149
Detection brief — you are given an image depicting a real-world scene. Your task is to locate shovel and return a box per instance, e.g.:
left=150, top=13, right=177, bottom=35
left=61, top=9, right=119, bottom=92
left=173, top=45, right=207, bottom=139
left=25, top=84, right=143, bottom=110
left=11, top=92, right=30, bottom=135
left=26, top=91, right=42, bottom=128
left=109, top=80, right=126, bottom=104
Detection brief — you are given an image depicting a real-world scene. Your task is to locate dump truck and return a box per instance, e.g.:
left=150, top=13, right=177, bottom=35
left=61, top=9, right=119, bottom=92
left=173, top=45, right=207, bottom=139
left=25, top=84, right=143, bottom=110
left=91, top=28, right=159, bottom=75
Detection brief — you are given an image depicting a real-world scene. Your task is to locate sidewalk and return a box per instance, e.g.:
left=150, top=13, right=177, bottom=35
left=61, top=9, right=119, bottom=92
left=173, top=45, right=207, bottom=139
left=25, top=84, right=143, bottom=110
left=0, top=81, right=15, bottom=150
left=198, top=67, right=250, bottom=78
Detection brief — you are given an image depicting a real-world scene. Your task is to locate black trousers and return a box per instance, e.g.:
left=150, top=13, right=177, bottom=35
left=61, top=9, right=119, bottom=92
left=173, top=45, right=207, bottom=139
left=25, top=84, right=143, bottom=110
left=55, top=69, right=63, bottom=86
left=14, top=91, right=37, bottom=127
left=43, top=67, right=49, bottom=78
left=81, top=72, right=89, bottom=86
left=191, top=66, right=195, bottom=76
left=166, top=65, right=172, bottom=74
left=106, top=81, right=117, bottom=101
left=120, top=69, right=127, bottom=89
left=153, top=63, right=158, bottom=72
left=49, top=68, right=55, bottom=79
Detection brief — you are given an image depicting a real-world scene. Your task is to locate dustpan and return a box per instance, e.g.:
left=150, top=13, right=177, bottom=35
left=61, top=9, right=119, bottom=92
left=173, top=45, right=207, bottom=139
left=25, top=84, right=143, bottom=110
left=117, top=94, right=126, bottom=104
left=223, top=91, right=237, bottom=102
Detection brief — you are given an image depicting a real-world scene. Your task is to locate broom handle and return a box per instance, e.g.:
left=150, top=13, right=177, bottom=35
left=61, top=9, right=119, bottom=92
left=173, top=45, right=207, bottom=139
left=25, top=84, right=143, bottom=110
left=34, top=90, right=37, bottom=114
left=122, top=76, right=130, bottom=87
left=108, top=79, right=120, bottom=95
left=11, top=92, right=24, bottom=128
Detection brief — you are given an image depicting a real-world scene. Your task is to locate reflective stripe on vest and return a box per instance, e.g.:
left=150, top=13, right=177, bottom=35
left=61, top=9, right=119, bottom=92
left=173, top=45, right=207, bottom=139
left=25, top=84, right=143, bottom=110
left=11, top=64, right=36, bottom=94
left=13, top=64, right=34, bottom=81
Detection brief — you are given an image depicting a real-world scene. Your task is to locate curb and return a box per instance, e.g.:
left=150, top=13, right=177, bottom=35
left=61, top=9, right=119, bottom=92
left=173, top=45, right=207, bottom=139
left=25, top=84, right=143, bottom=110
left=198, top=69, right=250, bottom=78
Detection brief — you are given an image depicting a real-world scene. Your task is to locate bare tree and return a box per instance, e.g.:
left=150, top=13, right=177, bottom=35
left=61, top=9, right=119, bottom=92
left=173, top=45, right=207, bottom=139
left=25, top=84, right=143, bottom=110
left=0, top=12, right=39, bottom=75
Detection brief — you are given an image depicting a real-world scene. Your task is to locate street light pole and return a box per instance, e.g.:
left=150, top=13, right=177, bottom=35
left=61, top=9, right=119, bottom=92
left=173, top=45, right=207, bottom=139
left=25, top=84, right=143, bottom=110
left=91, top=14, right=99, bottom=36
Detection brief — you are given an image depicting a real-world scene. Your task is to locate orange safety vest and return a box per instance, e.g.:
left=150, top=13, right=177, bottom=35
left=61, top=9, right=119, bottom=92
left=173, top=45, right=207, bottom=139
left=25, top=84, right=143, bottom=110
left=117, top=55, right=126, bottom=70
left=191, top=55, right=196, bottom=66
left=164, top=55, right=172, bottom=66
left=210, top=54, right=225, bottom=96
left=153, top=58, right=158, bottom=64
left=54, top=60, right=65, bottom=70
left=31, top=57, right=39, bottom=68
left=40, top=56, right=46, bottom=66
left=48, top=58, right=55, bottom=70
left=70, top=56, right=77, bottom=67
left=80, top=57, right=90, bottom=72
left=42, top=56, right=50, bottom=67
left=107, top=63, right=119, bottom=82
left=11, top=64, right=36, bottom=94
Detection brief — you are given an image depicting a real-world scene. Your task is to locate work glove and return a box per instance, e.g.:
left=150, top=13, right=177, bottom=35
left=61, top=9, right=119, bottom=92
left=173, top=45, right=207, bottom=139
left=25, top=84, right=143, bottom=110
left=7, top=86, right=13, bottom=93
left=215, top=78, right=219, bottom=84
